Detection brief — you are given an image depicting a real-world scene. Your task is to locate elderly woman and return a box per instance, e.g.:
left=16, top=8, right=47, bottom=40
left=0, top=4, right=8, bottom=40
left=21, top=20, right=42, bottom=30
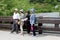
left=25, top=11, right=31, bottom=34
left=30, top=8, right=36, bottom=36
left=19, top=9, right=25, bottom=35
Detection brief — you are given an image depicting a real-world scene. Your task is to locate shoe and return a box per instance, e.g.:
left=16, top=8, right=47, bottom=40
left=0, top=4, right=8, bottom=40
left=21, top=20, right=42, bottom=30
left=16, top=32, right=19, bottom=34
left=20, top=33, right=24, bottom=36
left=11, top=31, right=13, bottom=33
left=33, top=34, right=36, bottom=36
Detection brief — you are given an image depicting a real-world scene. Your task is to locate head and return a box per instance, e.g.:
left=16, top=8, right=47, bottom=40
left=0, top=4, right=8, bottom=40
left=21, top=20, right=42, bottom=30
left=30, top=8, right=35, bottom=14
left=26, top=10, right=30, bottom=15
left=20, top=9, right=24, bottom=14
left=14, top=8, right=18, bottom=13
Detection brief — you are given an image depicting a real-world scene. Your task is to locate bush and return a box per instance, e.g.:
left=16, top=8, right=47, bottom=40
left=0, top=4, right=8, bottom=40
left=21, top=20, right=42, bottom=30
left=0, top=0, right=60, bottom=16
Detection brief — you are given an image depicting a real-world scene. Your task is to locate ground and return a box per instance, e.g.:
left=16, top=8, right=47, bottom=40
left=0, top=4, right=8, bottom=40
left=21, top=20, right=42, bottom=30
left=0, top=30, right=60, bottom=40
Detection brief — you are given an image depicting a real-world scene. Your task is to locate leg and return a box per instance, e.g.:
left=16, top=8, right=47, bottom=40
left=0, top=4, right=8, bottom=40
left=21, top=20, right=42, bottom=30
left=20, top=21, right=24, bottom=34
left=26, top=25, right=30, bottom=34
left=25, top=21, right=30, bottom=34
left=28, top=21, right=31, bottom=34
left=11, top=20, right=15, bottom=33
left=18, top=25, right=20, bottom=31
left=32, top=24, right=36, bottom=36
left=15, top=24, right=19, bottom=34
left=27, top=24, right=31, bottom=34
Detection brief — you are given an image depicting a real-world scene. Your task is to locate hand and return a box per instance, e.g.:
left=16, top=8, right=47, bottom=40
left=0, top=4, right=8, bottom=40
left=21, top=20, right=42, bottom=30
left=18, top=21, right=20, bottom=25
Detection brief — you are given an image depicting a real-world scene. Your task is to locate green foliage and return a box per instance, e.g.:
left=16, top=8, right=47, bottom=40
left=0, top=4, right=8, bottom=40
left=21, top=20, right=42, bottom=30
left=0, top=0, right=60, bottom=16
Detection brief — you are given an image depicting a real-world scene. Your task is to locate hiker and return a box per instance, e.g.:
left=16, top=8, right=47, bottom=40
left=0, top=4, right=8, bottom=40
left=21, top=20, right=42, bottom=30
left=25, top=10, right=31, bottom=34
left=11, top=8, right=20, bottom=34
left=30, top=8, right=36, bottom=36
left=19, top=9, right=25, bottom=35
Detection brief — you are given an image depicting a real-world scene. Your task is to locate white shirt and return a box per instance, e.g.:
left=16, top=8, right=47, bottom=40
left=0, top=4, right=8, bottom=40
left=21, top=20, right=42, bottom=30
left=13, top=12, right=20, bottom=20
left=20, top=13, right=24, bottom=19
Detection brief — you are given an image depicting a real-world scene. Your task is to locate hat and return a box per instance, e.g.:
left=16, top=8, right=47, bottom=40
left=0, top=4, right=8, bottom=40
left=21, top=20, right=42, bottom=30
left=14, top=8, right=18, bottom=11
left=30, top=8, right=35, bottom=13
left=20, top=9, right=23, bottom=12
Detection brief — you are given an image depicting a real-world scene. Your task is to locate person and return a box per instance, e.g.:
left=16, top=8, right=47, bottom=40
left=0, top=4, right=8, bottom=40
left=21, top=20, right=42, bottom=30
left=11, top=8, right=20, bottom=34
left=30, top=8, right=36, bottom=36
left=25, top=10, right=31, bottom=34
left=19, top=9, right=25, bottom=35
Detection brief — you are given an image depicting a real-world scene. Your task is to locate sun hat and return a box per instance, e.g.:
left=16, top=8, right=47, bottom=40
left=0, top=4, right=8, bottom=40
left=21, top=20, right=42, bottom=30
left=14, top=8, right=18, bottom=11
left=20, top=9, right=23, bottom=12
left=30, top=8, right=35, bottom=13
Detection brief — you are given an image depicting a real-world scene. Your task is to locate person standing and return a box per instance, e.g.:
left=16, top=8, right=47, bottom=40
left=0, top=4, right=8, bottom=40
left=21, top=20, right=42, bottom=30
left=19, top=9, right=24, bottom=35
left=30, top=8, right=36, bottom=36
left=25, top=11, right=31, bottom=34
left=11, top=8, right=20, bottom=34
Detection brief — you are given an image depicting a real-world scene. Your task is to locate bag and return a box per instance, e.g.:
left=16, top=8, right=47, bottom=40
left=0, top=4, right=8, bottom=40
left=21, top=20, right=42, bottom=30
left=34, top=17, right=37, bottom=24
left=31, top=26, right=33, bottom=31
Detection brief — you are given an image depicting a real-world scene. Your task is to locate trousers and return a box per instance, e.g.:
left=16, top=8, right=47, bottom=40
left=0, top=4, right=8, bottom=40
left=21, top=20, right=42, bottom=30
left=11, top=20, right=19, bottom=33
left=20, top=21, right=24, bottom=34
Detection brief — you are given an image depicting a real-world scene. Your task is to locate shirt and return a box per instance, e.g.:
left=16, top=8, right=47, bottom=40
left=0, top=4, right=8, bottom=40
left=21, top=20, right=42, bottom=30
left=30, top=14, right=36, bottom=26
left=13, top=12, right=20, bottom=20
left=20, top=13, right=25, bottom=21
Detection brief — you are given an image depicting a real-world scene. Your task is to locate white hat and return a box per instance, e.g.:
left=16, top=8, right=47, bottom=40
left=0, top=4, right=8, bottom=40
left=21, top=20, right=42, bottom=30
left=14, top=8, right=18, bottom=11
left=20, top=9, right=23, bottom=12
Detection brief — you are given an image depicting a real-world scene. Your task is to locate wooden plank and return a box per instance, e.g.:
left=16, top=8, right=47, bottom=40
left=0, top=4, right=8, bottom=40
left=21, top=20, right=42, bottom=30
left=38, top=19, right=60, bottom=24
left=41, top=26, right=60, bottom=31
left=0, top=24, right=12, bottom=28
left=40, top=17, right=60, bottom=19
left=0, top=16, right=13, bottom=23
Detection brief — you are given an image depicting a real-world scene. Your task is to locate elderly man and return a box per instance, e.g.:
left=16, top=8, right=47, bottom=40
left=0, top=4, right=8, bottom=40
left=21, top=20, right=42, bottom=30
left=11, top=8, right=20, bottom=34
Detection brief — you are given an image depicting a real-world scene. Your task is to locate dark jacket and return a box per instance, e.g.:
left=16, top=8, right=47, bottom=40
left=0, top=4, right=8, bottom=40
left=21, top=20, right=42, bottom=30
left=26, top=14, right=30, bottom=21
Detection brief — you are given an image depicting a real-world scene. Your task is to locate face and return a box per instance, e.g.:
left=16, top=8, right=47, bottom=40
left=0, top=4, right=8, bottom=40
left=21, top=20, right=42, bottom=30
left=20, top=11, right=23, bottom=14
left=26, top=11, right=30, bottom=15
left=14, top=10, right=18, bottom=13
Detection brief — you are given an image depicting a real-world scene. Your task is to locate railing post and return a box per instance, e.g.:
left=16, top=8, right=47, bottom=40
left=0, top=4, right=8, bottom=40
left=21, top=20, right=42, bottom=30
left=55, top=24, right=59, bottom=28
left=38, top=23, right=42, bottom=34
